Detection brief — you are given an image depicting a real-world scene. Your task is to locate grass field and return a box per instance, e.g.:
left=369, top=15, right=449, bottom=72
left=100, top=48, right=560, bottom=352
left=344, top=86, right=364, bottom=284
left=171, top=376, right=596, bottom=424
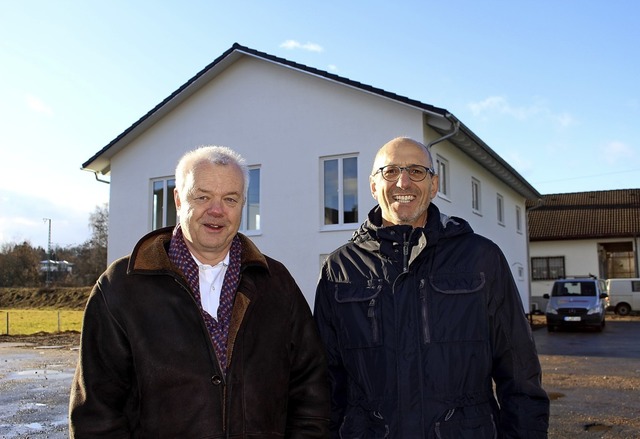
left=0, top=309, right=84, bottom=335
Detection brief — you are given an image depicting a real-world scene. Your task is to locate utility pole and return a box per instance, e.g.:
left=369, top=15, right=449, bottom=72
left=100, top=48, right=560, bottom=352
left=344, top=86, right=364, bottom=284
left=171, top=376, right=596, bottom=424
left=43, top=218, right=52, bottom=287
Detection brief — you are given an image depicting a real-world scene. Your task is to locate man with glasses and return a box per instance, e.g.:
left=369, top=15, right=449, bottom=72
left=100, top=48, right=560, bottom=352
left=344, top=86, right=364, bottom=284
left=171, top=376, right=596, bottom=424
left=314, top=137, right=549, bottom=438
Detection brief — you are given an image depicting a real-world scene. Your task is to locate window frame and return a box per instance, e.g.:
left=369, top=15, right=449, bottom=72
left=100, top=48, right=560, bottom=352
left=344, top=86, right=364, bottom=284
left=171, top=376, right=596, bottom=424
left=496, top=193, right=505, bottom=225
left=435, top=154, right=449, bottom=199
left=531, top=256, right=566, bottom=281
left=241, top=166, right=261, bottom=235
left=151, top=177, right=177, bottom=230
left=471, top=177, right=482, bottom=214
left=320, top=154, right=359, bottom=230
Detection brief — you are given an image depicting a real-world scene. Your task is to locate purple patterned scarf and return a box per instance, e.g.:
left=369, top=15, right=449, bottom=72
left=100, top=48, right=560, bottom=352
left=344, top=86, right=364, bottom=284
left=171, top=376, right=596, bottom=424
left=168, top=224, right=241, bottom=371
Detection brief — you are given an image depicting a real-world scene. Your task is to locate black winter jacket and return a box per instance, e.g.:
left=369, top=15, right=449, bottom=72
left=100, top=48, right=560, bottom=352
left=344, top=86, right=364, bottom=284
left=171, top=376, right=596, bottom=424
left=314, top=204, right=549, bottom=438
left=70, top=227, right=330, bottom=438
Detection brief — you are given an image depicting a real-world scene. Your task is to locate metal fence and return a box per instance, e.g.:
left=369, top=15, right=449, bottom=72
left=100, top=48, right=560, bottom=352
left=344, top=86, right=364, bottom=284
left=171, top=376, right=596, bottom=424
left=0, top=310, right=83, bottom=335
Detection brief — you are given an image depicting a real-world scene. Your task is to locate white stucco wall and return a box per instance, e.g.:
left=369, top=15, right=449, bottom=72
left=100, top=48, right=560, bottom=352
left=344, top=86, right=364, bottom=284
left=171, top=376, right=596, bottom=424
left=106, top=55, right=532, bottom=309
left=529, top=239, right=601, bottom=300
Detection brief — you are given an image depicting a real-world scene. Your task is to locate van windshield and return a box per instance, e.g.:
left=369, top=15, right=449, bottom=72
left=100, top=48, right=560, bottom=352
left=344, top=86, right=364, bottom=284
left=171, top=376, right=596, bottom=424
left=552, top=281, right=596, bottom=297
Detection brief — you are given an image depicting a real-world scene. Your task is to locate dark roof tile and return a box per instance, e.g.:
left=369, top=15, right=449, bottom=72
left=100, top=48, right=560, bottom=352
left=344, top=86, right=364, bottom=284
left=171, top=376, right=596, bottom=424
left=527, top=189, right=640, bottom=240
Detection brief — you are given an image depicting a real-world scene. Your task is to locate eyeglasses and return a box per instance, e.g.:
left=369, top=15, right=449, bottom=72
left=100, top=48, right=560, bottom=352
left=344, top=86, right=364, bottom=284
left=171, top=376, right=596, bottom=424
left=373, top=165, right=435, bottom=182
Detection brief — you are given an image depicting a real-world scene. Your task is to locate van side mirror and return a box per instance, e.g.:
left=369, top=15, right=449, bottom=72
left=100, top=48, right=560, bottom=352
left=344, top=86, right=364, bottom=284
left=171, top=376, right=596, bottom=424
left=600, top=293, right=608, bottom=299
left=543, top=294, right=550, bottom=299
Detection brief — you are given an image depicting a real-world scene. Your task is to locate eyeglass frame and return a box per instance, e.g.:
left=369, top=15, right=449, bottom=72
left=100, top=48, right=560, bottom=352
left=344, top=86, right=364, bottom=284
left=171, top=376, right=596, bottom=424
left=373, top=164, right=436, bottom=182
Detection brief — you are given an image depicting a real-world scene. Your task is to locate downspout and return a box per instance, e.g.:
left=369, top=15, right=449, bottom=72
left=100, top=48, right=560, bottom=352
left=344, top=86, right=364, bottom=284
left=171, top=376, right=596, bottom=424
left=525, top=199, right=545, bottom=320
left=426, top=113, right=460, bottom=149
left=93, top=171, right=110, bottom=184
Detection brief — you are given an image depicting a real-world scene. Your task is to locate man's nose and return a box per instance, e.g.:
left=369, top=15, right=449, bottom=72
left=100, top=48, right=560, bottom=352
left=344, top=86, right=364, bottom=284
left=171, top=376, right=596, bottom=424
left=396, top=170, right=413, bottom=188
left=205, top=199, right=224, bottom=215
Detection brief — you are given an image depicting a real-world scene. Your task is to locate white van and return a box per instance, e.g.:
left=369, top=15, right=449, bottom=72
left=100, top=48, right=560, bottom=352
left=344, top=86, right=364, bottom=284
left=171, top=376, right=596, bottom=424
left=543, top=278, right=608, bottom=332
left=606, top=278, right=640, bottom=316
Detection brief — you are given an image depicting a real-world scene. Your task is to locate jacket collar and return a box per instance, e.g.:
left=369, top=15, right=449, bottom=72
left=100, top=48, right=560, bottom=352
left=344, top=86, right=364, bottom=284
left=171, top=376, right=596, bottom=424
left=128, top=226, right=269, bottom=275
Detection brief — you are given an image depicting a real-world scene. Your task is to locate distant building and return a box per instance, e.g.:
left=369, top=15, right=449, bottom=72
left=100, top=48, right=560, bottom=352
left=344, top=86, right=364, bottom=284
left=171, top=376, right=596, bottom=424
left=39, top=260, right=74, bottom=274
left=527, top=189, right=640, bottom=312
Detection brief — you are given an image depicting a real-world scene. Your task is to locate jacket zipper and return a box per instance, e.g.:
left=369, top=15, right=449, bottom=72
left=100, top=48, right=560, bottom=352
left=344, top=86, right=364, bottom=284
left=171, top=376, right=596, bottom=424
left=402, top=238, right=410, bottom=273
left=368, top=298, right=380, bottom=344
left=419, top=279, right=431, bottom=344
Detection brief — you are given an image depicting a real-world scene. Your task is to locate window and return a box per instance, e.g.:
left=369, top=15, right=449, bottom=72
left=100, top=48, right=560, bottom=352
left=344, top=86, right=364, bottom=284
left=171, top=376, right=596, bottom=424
left=242, top=167, right=260, bottom=232
left=471, top=178, right=481, bottom=213
left=152, top=178, right=177, bottom=230
left=633, top=281, right=640, bottom=292
left=496, top=193, right=504, bottom=225
left=531, top=257, right=565, bottom=281
left=436, top=155, right=449, bottom=197
left=322, top=155, right=358, bottom=227
left=515, top=205, right=523, bottom=233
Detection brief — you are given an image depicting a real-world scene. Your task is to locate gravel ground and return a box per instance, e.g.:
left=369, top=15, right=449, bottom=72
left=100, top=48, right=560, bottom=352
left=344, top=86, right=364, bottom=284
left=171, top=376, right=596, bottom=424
left=2, top=322, right=640, bottom=438
left=0, top=333, right=79, bottom=438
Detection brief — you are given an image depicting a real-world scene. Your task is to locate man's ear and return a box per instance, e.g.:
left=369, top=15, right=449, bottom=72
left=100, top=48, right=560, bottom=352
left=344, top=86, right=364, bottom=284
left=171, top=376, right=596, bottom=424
left=173, top=188, right=182, bottom=210
left=370, top=175, right=378, bottom=200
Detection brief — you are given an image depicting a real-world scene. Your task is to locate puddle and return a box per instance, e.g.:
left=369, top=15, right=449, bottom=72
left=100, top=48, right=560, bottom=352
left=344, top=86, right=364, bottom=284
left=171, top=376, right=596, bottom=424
left=7, top=369, right=74, bottom=380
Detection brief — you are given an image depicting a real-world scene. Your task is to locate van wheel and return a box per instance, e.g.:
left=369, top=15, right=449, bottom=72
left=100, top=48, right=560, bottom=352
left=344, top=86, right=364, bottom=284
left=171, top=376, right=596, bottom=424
left=616, top=303, right=632, bottom=316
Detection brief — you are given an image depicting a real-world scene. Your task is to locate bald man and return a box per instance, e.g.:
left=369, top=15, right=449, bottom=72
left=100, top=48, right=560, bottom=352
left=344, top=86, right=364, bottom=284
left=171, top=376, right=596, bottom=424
left=314, top=137, right=549, bottom=438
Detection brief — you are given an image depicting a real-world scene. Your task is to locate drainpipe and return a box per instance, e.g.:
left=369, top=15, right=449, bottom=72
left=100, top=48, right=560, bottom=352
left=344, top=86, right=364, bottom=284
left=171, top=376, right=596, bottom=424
left=93, top=171, right=110, bottom=184
left=426, top=113, right=460, bottom=149
left=525, top=198, right=545, bottom=317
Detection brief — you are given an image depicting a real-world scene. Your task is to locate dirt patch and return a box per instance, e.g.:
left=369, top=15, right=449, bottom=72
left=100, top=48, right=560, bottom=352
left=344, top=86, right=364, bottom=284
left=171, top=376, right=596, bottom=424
left=0, top=331, right=81, bottom=347
left=0, top=287, right=90, bottom=310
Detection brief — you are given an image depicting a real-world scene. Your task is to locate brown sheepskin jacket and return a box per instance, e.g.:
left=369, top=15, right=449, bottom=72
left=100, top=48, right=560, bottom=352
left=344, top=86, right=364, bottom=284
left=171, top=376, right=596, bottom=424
left=69, top=227, right=330, bottom=438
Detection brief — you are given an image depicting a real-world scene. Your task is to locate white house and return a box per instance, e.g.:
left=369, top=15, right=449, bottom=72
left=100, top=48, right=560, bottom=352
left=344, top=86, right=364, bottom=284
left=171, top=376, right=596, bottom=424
left=82, top=43, right=540, bottom=309
left=527, top=189, right=640, bottom=311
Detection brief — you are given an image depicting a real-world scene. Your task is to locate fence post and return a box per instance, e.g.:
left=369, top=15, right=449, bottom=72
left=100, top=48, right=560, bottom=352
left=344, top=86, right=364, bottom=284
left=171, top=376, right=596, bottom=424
left=6, top=312, right=9, bottom=335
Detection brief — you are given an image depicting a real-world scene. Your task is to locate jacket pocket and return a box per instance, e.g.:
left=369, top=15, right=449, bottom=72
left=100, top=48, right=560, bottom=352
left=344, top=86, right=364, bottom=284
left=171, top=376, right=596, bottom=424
left=434, top=413, right=497, bottom=439
left=427, top=272, right=488, bottom=343
left=429, top=272, right=485, bottom=295
left=333, top=280, right=383, bottom=349
left=339, top=407, right=389, bottom=439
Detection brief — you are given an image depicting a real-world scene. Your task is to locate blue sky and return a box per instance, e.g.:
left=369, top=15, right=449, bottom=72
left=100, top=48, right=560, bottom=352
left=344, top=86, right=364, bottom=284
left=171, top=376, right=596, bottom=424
left=1, top=0, right=638, bottom=249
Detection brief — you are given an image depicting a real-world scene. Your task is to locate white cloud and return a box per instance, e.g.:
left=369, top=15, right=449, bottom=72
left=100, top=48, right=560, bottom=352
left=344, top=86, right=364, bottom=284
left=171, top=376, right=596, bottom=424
left=467, top=95, right=574, bottom=128
left=25, top=94, right=53, bottom=116
left=327, top=64, right=338, bottom=72
left=279, top=40, right=324, bottom=53
left=604, top=141, right=634, bottom=164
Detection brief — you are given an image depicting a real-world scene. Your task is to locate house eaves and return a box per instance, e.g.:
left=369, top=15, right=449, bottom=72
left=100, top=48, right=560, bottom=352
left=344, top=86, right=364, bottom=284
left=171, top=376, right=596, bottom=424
left=82, top=43, right=541, bottom=201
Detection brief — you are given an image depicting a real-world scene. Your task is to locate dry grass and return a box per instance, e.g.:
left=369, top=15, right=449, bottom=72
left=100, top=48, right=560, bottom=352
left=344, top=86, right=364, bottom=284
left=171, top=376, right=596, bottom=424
left=0, top=309, right=84, bottom=335
left=0, top=287, right=89, bottom=335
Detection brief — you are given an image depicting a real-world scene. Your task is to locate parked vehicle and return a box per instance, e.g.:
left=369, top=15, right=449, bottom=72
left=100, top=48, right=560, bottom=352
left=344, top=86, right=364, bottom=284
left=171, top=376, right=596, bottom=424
left=543, top=277, right=608, bottom=332
left=606, top=278, right=640, bottom=316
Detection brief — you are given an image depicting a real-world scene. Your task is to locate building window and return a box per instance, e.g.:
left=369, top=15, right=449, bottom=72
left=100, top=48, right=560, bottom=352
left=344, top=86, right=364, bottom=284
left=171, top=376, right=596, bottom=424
left=152, top=178, right=177, bottom=230
left=436, top=155, right=449, bottom=197
left=531, top=256, right=565, bottom=281
left=515, top=205, right=523, bottom=233
left=242, top=167, right=260, bottom=232
left=497, top=193, right=505, bottom=225
left=471, top=178, right=481, bottom=213
left=322, top=155, right=358, bottom=227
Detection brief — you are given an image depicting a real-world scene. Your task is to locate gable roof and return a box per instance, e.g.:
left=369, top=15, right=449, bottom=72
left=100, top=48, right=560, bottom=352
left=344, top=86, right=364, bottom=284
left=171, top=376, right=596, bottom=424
left=526, top=189, right=640, bottom=240
left=81, top=43, right=540, bottom=200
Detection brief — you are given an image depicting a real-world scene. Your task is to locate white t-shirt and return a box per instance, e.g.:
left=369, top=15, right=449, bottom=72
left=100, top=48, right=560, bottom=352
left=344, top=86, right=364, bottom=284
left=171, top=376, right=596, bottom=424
left=192, top=253, right=230, bottom=319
